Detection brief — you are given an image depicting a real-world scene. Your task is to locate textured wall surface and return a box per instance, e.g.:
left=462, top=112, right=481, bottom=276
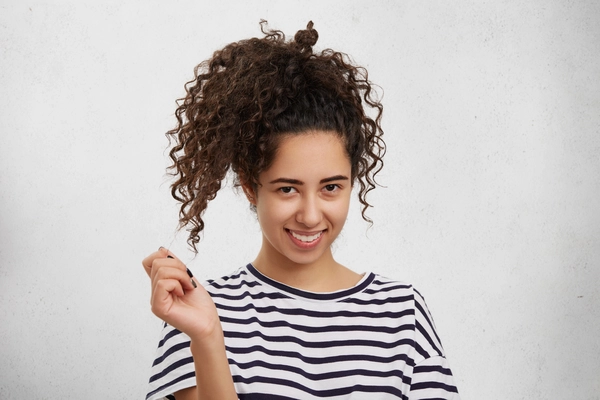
left=1, top=1, right=599, bottom=399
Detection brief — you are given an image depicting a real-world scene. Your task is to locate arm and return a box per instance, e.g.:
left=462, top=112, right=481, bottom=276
left=170, top=332, right=235, bottom=400
left=143, top=248, right=237, bottom=400
left=188, top=330, right=237, bottom=400
left=173, top=387, right=196, bottom=400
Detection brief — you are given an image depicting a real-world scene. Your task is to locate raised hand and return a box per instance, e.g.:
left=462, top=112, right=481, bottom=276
left=142, top=248, right=222, bottom=341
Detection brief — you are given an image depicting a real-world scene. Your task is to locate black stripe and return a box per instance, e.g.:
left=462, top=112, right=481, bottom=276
left=157, top=327, right=183, bottom=349
left=205, top=269, right=248, bottom=286
left=230, top=358, right=410, bottom=383
left=208, top=279, right=261, bottom=290
left=145, top=371, right=195, bottom=400
left=232, top=375, right=405, bottom=398
left=414, top=364, right=453, bottom=376
left=414, top=295, right=443, bottom=347
left=221, top=315, right=415, bottom=335
left=415, top=320, right=443, bottom=357
left=238, top=394, right=297, bottom=400
left=340, top=294, right=413, bottom=305
left=227, top=344, right=415, bottom=366
left=415, top=341, right=430, bottom=360
left=149, top=356, right=194, bottom=383
left=411, top=381, right=459, bottom=393
left=216, top=302, right=415, bottom=320
left=247, top=264, right=376, bottom=300
left=416, top=398, right=453, bottom=400
left=211, top=290, right=290, bottom=301
left=372, top=278, right=409, bottom=287
left=152, top=341, right=191, bottom=367
left=415, top=398, right=453, bottom=400
left=225, top=330, right=414, bottom=349
left=363, top=282, right=412, bottom=294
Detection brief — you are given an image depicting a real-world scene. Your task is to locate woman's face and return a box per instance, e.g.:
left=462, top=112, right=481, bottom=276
left=248, top=130, right=352, bottom=269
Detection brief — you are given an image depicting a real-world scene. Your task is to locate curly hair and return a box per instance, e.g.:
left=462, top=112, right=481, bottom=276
left=167, top=21, right=386, bottom=252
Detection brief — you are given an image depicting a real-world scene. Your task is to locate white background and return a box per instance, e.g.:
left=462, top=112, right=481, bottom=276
left=1, top=1, right=599, bottom=399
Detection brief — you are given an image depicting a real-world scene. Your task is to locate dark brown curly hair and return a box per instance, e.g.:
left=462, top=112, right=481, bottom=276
left=167, top=21, right=386, bottom=252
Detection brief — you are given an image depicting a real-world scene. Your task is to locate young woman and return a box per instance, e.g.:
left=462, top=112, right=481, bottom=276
left=143, top=22, right=459, bottom=400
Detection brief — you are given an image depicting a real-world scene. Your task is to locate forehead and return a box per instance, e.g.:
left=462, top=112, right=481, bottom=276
left=263, top=131, right=351, bottom=179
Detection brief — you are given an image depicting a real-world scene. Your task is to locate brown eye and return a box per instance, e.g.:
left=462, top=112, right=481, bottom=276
left=324, top=184, right=338, bottom=192
left=280, top=187, right=296, bottom=194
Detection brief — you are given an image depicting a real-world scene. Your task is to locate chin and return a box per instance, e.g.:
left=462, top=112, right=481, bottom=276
left=280, top=245, right=331, bottom=267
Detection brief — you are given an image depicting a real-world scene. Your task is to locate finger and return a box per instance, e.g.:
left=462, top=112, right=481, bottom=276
left=159, top=246, right=183, bottom=262
left=154, top=277, right=185, bottom=298
left=150, top=278, right=185, bottom=316
left=152, top=265, right=197, bottom=293
left=166, top=255, right=197, bottom=288
left=142, top=250, right=164, bottom=277
left=143, top=248, right=196, bottom=290
left=149, top=253, right=187, bottom=282
left=143, top=247, right=182, bottom=272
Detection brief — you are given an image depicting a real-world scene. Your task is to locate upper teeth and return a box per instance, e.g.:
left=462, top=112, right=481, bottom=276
left=291, top=231, right=322, bottom=242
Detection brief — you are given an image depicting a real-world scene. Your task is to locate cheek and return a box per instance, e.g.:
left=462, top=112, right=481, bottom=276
left=325, top=198, right=351, bottom=224
left=256, top=197, right=293, bottom=225
left=335, top=205, right=350, bottom=224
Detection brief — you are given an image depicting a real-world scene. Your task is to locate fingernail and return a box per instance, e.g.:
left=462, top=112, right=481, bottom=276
left=167, top=255, right=174, bottom=259
left=186, top=268, right=197, bottom=288
left=158, top=246, right=165, bottom=251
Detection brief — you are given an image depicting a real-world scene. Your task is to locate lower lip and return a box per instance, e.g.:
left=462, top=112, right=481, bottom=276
left=286, top=230, right=324, bottom=249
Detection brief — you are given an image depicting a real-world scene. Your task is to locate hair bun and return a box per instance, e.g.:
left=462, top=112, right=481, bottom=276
left=294, top=21, right=318, bottom=51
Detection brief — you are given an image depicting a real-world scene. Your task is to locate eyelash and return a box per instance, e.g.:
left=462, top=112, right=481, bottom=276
left=278, top=184, right=341, bottom=194
left=279, top=187, right=297, bottom=194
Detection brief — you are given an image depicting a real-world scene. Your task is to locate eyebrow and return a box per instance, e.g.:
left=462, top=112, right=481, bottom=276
left=269, top=175, right=349, bottom=185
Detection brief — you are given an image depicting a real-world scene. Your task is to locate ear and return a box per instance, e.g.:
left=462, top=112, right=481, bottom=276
left=241, top=183, right=257, bottom=205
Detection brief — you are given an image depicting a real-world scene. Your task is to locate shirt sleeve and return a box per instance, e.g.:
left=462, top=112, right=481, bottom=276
left=146, top=323, right=196, bottom=400
left=408, top=289, right=460, bottom=399
left=409, top=355, right=460, bottom=400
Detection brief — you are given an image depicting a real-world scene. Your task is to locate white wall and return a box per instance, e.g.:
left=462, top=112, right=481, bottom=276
left=1, top=1, right=599, bottom=398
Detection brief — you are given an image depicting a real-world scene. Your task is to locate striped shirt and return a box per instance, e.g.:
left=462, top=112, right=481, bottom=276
left=147, top=264, right=459, bottom=400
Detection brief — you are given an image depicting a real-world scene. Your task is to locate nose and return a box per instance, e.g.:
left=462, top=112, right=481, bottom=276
left=296, top=194, right=322, bottom=228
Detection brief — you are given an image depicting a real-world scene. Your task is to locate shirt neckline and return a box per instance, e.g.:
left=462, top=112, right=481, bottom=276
left=246, top=263, right=375, bottom=301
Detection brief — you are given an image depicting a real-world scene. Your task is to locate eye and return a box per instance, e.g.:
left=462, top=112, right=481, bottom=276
left=324, top=184, right=340, bottom=192
left=279, top=187, right=297, bottom=194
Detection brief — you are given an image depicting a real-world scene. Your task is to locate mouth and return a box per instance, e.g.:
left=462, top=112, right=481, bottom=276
left=286, top=229, right=325, bottom=248
left=290, top=230, right=322, bottom=242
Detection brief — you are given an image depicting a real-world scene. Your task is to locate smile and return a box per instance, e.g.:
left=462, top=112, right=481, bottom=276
left=286, top=229, right=325, bottom=249
left=290, top=230, right=323, bottom=243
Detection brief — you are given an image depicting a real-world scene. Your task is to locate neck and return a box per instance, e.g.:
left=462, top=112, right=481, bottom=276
left=252, top=240, right=361, bottom=292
